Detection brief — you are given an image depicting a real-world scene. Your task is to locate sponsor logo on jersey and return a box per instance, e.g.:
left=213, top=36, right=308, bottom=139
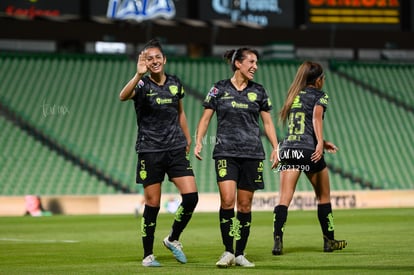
left=156, top=97, right=173, bottom=104
left=291, top=95, right=302, bottom=109
left=146, top=89, right=158, bottom=96
left=231, top=101, right=249, bottom=109
left=319, top=94, right=329, bottom=105
left=222, top=91, right=234, bottom=100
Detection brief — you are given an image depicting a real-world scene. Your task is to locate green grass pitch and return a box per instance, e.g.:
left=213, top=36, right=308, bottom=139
left=0, top=208, right=413, bottom=274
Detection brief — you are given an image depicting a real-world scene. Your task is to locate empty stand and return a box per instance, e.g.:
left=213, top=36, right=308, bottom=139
left=1, top=53, right=412, bottom=196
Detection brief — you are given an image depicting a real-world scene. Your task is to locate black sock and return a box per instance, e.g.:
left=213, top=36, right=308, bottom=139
left=273, top=205, right=288, bottom=240
left=219, top=208, right=235, bottom=254
left=169, top=192, right=198, bottom=241
left=235, top=211, right=251, bottom=257
left=141, top=205, right=160, bottom=258
left=318, top=203, right=334, bottom=240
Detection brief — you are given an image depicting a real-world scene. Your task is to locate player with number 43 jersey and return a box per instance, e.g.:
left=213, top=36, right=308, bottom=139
left=272, top=61, right=347, bottom=256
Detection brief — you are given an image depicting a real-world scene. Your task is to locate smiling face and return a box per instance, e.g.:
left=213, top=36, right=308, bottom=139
left=235, top=52, right=258, bottom=81
left=144, top=47, right=166, bottom=75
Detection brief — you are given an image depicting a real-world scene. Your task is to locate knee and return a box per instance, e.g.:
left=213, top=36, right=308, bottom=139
left=181, top=192, right=198, bottom=211
left=145, top=196, right=161, bottom=207
left=220, top=195, right=236, bottom=209
left=237, top=203, right=252, bottom=213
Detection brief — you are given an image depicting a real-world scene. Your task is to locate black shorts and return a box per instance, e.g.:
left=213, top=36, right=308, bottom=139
left=136, top=148, right=194, bottom=186
left=277, top=148, right=326, bottom=173
left=214, top=157, right=264, bottom=191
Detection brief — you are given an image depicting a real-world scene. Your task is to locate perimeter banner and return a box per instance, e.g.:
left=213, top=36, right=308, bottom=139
left=1, top=190, right=413, bottom=215
left=90, top=0, right=188, bottom=21
left=0, top=0, right=80, bottom=18
left=198, top=0, right=295, bottom=27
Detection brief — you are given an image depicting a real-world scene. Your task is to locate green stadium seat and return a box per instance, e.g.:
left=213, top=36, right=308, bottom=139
left=1, top=54, right=412, bottom=195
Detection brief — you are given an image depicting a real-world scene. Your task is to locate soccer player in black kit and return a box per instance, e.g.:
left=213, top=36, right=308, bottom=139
left=195, top=47, right=279, bottom=268
left=272, top=61, right=347, bottom=255
left=119, top=39, right=198, bottom=267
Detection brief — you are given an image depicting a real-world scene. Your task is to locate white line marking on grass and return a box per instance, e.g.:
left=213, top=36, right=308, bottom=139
left=0, top=238, right=79, bottom=243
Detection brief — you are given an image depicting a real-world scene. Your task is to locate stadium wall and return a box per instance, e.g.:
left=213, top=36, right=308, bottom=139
left=1, top=190, right=413, bottom=216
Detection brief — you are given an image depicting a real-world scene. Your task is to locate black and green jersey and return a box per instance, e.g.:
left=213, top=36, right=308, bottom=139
left=133, top=74, right=187, bottom=153
left=280, top=87, right=329, bottom=151
left=203, top=79, right=273, bottom=159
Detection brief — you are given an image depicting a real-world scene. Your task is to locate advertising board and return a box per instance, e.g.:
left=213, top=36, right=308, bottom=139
left=198, top=0, right=295, bottom=28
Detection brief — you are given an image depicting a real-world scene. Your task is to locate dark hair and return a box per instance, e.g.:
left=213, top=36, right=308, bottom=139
left=279, top=61, right=324, bottom=124
left=141, top=38, right=165, bottom=56
left=223, top=47, right=260, bottom=72
left=305, top=62, right=324, bottom=85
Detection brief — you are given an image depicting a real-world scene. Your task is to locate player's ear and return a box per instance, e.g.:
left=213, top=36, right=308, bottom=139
left=234, top=59, right=241, bottom=70
left=163, top=56, right=167, bottom=64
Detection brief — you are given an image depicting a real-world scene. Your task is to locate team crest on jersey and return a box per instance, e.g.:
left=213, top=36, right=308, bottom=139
left=218, top=168, right=227, bottom=178
left=140, top=170, right=147, bottom=180
left=169, top=85, right=178, bottom=96
left=247, top=92, right=257, bottom=102
left=140, top=160, right=147, bottom=180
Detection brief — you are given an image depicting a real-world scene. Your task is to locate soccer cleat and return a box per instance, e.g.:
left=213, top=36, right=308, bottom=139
left=235, top=255, right=255, bottom=267
left=163, top=236, right=187, bottom=264
left=216, top=251, right=235, bottom=268
left=272, top=236, right=283, bottom=255
left=323, top=236, right=347, bottom=252
left=142, top=254, right=161, bottom=267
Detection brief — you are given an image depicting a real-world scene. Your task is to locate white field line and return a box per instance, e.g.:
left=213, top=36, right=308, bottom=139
left=0, top=238, right=79, bottom=243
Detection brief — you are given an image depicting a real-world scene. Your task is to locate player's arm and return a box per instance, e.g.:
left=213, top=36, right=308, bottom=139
left=260, top=111, right=279, bottom=169
left=119, top=51, right=147, bottom=101
left=311, top=105, right=324, bottom=162
left=194, top=108, right=214, bottom=160
left=178, top=100, right=192, bottom=153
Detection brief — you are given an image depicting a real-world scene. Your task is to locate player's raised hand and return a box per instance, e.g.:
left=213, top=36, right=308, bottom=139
left=137, top=51, right=148, bottom=75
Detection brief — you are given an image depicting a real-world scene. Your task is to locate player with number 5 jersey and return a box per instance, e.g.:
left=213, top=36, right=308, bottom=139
left=119, top=39, right=198, bottom=267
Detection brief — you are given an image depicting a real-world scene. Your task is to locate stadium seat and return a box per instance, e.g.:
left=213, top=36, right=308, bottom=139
left=1, top=54, right=412, bottom=195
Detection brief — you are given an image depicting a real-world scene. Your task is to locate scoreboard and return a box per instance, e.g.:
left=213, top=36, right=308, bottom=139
left=306, top=0, right=401, bottom=30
